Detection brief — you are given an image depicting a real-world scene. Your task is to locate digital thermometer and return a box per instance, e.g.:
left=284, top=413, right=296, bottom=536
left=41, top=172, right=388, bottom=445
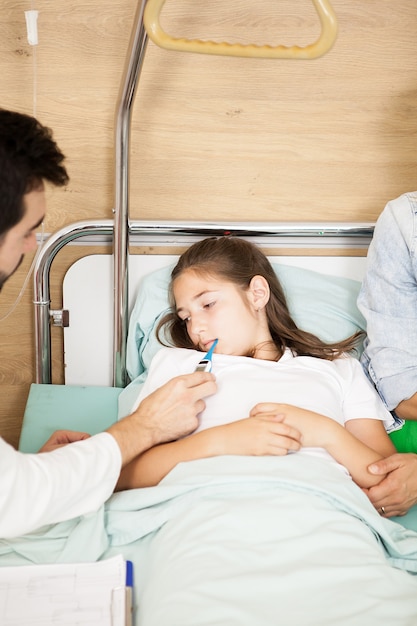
left=195, top=339, right=218, bottom=372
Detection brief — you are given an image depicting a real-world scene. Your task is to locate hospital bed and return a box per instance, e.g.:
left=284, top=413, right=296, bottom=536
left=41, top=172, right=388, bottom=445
left=15, top=237, right=417, bottom=623
left=10, top=1, right=417, bottom=624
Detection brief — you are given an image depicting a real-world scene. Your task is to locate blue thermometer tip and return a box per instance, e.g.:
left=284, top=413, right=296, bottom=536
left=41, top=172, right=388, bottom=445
left=205, top=338, right=218, bottom=360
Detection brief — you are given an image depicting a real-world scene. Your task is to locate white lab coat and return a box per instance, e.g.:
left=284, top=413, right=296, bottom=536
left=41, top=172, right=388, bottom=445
left=0, top=432, right=121, bottom=538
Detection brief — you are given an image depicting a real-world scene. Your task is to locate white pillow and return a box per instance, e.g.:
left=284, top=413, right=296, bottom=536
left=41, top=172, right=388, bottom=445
left=126, top=262, right=365, bottom=382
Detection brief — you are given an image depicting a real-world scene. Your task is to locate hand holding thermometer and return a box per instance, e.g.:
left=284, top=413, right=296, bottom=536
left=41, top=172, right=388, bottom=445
left=195, top=339, right=218, bottom=372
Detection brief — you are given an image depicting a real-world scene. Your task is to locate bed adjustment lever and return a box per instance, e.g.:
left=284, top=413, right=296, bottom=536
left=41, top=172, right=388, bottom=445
left=49, top=309, right=70, bottom=328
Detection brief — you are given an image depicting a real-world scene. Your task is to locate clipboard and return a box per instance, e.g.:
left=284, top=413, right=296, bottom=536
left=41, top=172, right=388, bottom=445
left=0, top=554, right=133, bottom=626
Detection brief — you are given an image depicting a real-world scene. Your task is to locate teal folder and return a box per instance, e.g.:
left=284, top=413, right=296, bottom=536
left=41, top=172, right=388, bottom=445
left=19, top=383, right=122, bottom=453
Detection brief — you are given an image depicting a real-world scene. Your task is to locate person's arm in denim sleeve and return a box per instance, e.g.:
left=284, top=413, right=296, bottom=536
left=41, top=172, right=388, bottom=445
left=358, top=192, right=417, bottom=417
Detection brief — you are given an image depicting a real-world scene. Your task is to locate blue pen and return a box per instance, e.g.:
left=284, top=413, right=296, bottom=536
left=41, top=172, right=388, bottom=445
left=195, top=338, right=218, bottom=372
left=125, top=560, right=133, bottom=626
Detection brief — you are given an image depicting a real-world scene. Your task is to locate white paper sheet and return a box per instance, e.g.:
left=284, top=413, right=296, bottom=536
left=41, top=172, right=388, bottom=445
left=0, top=554, right=129, bottom=626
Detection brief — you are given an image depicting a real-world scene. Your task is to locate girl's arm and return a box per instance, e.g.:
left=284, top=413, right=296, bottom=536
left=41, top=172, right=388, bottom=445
left=250, top=403, right=396, bottom=488
left=116, top=417, right=302, bottom=490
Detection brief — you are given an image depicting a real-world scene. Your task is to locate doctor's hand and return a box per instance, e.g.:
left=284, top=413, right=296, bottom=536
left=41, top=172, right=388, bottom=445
left=135, top=371, right=217, bottom=444
left=38, top=429, right=91, bottom=452
left=364, top=453, right=417, bottom=517
left=108, top=371, right=217, bottom=467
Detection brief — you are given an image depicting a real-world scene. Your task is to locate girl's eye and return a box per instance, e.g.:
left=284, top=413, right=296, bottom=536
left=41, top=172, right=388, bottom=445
left=203, top=301, right=215, bottom=310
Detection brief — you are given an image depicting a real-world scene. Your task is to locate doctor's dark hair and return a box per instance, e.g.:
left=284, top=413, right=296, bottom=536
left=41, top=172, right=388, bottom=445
left=0, top=109, right=68, bottom=239
left=157, top=236, right=362, bottom=361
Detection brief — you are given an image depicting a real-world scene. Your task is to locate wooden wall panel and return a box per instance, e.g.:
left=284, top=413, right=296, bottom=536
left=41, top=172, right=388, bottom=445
left=129, top=0, right=417, bottom=222
left=0, top=0, right=416, bottom=446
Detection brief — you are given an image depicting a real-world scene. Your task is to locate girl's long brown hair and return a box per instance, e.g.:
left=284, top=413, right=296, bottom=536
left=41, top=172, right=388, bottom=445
left=156, top=236, right=363, bottom=361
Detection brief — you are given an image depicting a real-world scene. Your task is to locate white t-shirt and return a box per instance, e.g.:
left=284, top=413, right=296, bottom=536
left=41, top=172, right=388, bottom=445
left=132, top=347, right=394, bottom=474
left=0, top=432, right=121, bottom=538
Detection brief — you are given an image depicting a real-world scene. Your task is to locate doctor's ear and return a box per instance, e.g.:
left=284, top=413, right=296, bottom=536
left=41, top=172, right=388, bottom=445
left=248, top=275, right=270, bottom=310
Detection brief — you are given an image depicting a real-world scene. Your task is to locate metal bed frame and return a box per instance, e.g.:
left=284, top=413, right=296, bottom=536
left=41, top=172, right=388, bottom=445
left=33, top=0, right=374, bottom=387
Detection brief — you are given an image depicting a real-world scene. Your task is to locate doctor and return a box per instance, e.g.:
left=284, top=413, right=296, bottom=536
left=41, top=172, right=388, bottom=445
left=0, top=108, right=217, bottom=538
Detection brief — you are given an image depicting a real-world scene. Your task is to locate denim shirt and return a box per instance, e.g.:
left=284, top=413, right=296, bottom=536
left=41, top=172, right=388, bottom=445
left=358, top=191, right=417, bottom=428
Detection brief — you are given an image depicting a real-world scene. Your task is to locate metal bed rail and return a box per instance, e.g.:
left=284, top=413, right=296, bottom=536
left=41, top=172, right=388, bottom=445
left=33, top=220, right=374, bottom=385
left=33, top=220, right=114, bottom=386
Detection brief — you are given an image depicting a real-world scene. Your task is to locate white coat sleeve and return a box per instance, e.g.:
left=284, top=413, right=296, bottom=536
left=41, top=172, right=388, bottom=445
left=0, top=433, right=122, bottom=538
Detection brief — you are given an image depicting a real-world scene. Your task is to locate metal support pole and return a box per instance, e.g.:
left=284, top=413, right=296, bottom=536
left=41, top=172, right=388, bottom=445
left=113, top=0, right=149, bottom=388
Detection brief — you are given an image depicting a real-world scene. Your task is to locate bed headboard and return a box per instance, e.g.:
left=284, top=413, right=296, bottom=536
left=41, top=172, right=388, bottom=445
left=62, top=227, right=371, bottom=387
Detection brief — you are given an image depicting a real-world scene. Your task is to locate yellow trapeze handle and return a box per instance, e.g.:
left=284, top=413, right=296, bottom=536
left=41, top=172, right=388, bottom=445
left=143, top=0, right=338, bottom=60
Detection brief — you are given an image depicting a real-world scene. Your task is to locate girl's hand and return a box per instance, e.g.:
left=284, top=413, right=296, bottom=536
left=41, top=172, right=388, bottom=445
left=250, top=403, right=333, bottom=448
left=215, top=415, right=302, bottom=456
left=251, top=403, right=392, bottom=490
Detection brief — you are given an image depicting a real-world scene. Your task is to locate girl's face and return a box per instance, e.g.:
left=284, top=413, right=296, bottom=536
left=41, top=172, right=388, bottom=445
left=173, top=268, right=273, bottom=358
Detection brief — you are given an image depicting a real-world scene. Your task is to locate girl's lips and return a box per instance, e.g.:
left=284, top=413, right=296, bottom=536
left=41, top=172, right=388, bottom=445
left=199, top=339, right=217, bottom=352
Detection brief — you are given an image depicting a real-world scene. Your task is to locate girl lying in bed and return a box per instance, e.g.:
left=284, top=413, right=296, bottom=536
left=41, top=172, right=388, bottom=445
left=117, top=236, right=397, bottom=505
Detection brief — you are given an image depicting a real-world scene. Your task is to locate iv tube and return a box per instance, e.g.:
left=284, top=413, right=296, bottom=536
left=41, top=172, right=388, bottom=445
left=0, top=7, right=45, bottom=321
